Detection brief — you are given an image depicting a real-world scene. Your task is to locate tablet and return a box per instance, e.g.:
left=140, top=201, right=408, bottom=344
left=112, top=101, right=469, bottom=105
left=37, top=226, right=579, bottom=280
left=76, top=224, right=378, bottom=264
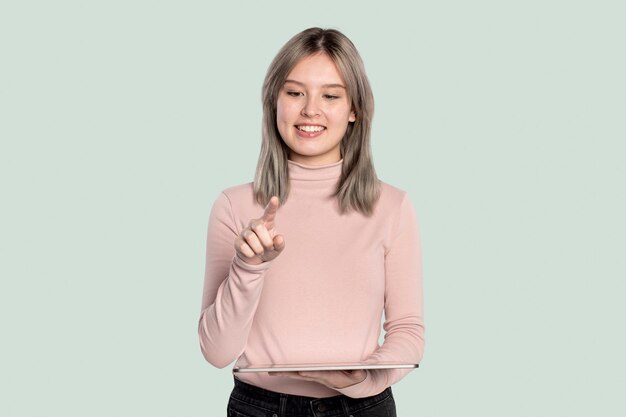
left=232, top=361, right=419, bottom=373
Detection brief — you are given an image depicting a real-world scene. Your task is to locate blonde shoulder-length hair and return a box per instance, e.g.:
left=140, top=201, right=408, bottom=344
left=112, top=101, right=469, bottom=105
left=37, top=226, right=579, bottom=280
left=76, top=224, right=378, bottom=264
left=253, top=27, right=380, bottom=216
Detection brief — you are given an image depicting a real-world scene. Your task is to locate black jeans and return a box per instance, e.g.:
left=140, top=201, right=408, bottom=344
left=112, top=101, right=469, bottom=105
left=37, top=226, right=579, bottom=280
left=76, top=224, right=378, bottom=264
left=228, top=377, right=397, bottom=417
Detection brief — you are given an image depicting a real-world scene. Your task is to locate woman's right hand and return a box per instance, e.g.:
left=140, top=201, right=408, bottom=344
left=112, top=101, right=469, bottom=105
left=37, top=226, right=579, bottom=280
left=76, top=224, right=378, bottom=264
left=234, top=196, right=285, bottom=265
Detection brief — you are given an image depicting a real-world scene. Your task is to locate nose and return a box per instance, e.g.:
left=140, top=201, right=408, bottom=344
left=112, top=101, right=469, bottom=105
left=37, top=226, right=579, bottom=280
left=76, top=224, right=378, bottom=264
left=301, top=96, right=321, bottom=118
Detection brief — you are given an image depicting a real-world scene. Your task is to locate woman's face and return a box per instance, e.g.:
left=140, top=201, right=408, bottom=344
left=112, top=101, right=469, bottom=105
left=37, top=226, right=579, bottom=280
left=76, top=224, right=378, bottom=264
left=276, top=52, right=356, bottom=166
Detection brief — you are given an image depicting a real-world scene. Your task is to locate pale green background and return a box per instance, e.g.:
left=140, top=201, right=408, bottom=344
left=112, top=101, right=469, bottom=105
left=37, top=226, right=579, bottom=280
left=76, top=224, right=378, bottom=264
left=1, top=0, right=624, bottom=416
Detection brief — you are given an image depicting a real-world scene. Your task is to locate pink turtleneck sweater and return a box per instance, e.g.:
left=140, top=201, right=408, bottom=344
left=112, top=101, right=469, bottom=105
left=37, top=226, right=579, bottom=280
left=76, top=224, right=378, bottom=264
left=198, top=159, right=424, bottom=398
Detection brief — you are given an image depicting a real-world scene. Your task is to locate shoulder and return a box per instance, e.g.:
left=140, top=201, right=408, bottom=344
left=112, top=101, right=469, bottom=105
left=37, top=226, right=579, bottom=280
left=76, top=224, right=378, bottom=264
left=211, top=182, right=263, bottom=226
left=376, top=180, right=418, bottom=228
left=376, top=181, right=420, bottom=251
left=376, top=181, right=411, bottom=212
left=220, top=182, right=255, bottom=205
left=210, top=182, right=254, bottom=211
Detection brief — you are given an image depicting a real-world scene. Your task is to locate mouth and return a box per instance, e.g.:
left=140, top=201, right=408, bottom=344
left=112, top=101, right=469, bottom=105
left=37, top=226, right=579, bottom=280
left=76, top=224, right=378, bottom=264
left=295, top=124, right=326, bottom=133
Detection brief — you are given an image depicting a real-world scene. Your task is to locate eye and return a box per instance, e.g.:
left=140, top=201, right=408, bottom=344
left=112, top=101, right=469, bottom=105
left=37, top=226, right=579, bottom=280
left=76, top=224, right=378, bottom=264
left=286, top=91, right=303, bottom=97
left=323, top=94, right=340, bottom=100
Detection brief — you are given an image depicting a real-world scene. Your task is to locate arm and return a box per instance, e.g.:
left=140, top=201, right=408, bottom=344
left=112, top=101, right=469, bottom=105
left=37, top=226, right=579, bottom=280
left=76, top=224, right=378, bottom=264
left=197, top=192, right=270, bottom=368
left=336, top=192, right=425, bottom=397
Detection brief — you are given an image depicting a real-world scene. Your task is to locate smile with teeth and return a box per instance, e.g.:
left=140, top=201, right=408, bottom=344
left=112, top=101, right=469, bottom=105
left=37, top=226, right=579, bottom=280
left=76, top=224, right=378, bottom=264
left=297, top=125, right=326, bottom=132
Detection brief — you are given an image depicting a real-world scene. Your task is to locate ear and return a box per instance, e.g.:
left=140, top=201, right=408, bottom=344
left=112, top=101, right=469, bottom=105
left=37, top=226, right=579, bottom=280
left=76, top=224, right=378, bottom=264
left=349, top=110, right=356, bottom=123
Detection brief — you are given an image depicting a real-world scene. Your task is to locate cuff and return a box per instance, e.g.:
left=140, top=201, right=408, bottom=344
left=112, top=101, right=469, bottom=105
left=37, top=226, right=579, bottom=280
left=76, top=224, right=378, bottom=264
left=232, top=255, right=273, bottom=272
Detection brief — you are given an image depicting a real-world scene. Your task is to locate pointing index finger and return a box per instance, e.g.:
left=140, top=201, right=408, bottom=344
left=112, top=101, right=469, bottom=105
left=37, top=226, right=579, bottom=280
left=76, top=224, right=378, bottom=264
left=262, top=196, right=280, bottom=224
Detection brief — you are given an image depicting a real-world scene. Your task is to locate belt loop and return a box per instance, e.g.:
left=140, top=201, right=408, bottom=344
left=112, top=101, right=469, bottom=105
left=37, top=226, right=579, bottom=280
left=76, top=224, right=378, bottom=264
left=339, top=396, right=352, bottom=417
left=279, top=393, right=287, bottom=417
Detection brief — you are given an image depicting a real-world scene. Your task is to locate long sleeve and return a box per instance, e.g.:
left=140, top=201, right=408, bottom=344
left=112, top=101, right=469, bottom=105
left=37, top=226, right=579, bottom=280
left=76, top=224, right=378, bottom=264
left=198, top=192, right=271, bottom=368
left=336, top=192, right=425, bottom=398
left=198, top=162, right=424, bottom=399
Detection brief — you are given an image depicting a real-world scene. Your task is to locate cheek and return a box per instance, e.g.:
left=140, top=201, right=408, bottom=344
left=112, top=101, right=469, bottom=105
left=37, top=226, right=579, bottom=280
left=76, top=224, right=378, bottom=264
left=329, top=109, right=352, bottom=128
left=275, top=101, right=284, bottom=123
left=328, top=102, right=353, bottom=124
left=276, top=101, right=292, bottom=126
left=275, top=102, right=292, bottom=141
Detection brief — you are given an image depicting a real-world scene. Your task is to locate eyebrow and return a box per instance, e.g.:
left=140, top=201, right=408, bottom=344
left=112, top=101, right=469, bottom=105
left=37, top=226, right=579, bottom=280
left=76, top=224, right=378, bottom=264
left=284, top=79, right=346, bottom=89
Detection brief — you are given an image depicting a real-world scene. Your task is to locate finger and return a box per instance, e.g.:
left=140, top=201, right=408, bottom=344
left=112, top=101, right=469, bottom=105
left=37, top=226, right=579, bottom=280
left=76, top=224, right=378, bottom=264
left=241, top=229, right=265, bottom=255
left=268, top=371, right=302, bottom=378
left=292, top=372, right=332, bottom=384
left=268, top=371, right=288, bottom=377
left=273, top=234, right=285, bottom=252
left=297, top=371, right=333, bottom=379
left=234, top=237, right=256, bottom=258
left=261, top=196, right=280, bottom=225
left=295, top=370, right=361, bottom=388
left=249, top=219, right=274, bottom=250
left=268, top=372, right=317, bottom=382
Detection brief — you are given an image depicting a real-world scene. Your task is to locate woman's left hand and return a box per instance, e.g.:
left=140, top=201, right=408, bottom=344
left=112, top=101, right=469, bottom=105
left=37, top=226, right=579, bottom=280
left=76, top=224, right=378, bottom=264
left=268, top=369, right=366, bottom=389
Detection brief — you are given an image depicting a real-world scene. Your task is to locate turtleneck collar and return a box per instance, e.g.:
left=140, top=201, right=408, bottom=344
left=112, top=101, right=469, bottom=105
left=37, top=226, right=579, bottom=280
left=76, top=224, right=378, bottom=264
left=287, top=159, right=343, bottom=181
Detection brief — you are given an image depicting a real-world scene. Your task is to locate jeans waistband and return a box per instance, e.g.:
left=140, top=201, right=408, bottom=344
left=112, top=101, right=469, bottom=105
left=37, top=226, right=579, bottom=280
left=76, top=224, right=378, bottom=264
left=230, top=377, right=393, bottom=417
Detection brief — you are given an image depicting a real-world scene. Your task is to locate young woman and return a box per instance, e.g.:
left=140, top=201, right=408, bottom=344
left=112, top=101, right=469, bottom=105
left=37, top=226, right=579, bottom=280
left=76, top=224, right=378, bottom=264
left=199, top=27, right=424, bottom=417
